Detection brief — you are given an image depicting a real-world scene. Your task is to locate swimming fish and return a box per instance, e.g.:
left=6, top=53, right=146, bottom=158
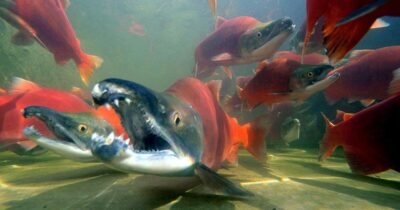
left=304, top=0, right=399, bottom=62
left=273, top=51, right=329, bottom=65
left=0, top=78, right=92, bottom=154
left=323, top=46, right=400, bottom=104
left=89, top=77, right=268, bottom=196
left=0, top=0, right=103, bottom=85
left=320, top=94, right=400, bottom=175
left=240, top=59, right=339, bottom=108
left=194, top=16, right=294, bottom=78
left=22, top=106, right=123, bottom=162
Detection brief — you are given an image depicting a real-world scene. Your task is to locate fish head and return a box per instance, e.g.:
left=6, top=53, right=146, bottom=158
left=91, top=78, right=204, bottom=175
left=240, top=17, right=294, bottom=60
left=23, top=106, right=114, bottom=150
left=289, top=64, right=334, bottom=91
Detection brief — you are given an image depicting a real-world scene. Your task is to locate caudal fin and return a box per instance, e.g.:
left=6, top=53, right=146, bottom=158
left=78, top=54, right=103, bottom=86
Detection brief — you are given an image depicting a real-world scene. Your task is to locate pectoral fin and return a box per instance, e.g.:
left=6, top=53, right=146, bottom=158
left=195, top=163, right=253, bottom=197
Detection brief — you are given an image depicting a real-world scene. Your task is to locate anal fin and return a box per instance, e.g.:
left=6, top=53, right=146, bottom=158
left=195, top=163, right=253, bottom=197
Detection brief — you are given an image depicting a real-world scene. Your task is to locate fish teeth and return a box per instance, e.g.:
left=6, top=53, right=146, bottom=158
left=105, top=132, right=115, bottom=145
left=114, top=99, right=119, bottom=107
left=125, top=98, right=132, bottom=104
left=105, top=103, right=111, bottom=110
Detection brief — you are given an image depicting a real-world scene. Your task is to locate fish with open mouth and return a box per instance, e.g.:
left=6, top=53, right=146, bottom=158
left=22, top=106, right=124, bottom=162
left=89, top=77, right=268, bottom=197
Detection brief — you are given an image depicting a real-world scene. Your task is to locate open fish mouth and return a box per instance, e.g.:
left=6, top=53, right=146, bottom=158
left=91, top=80, right=185, bottom=158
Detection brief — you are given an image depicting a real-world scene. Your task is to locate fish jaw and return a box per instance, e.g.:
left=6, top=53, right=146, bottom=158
left=240, top=17, right=295, bottom=62
left=90, top=132, right=195, bottom=176
left=22, top=105, right=115, bottom=161
left=91, top=78, right=204, bottom=176
left=23, top=126, right=96, bottom=162
left=291, top=72, right=340, bottom=102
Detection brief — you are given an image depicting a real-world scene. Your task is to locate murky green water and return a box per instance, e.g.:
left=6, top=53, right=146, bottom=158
left=1, top=0, right=400, bottom=209
left=1, top=149, right=399, bottom=210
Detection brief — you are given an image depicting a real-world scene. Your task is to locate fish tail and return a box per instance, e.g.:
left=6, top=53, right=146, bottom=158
left=245, top=118, right=267, bottom=161
left=78, top=54, right=103, bottom=86
left=319, top=113, right=340, bottom=161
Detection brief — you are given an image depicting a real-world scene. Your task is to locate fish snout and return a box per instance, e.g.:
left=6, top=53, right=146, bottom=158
left=279, top=17, right=295, bottom=31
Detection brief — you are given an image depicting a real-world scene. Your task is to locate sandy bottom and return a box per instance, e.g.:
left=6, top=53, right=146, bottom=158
left=0, top=148, right=399, bottom=210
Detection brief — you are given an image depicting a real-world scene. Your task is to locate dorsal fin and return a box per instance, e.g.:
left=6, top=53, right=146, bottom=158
left=215, top=16, right=227, bottom=30
left=206, top=80, right=222, bottom=102
left=10, top=77, right=41, bottom=94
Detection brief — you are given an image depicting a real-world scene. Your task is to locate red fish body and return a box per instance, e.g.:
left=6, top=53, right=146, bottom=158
left=167, top=77, right=266, bottom=169
left=323, top=46, right=400, bottom=104
left=320, top=94, right=400, bottom=175
left=9, top=0, right=102, bottom=84
left=240, top=59, right=302, bottom=107
left=273, top=51, right=328, bottom=65
left=305, top=0, right=400, bottom=62
left=194, top=16, right=293, bottom=78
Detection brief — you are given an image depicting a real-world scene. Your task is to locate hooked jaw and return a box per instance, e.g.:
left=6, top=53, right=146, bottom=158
left=91, top=79, right=196, bottom=175
left=23, top=106, right=87, bottom=149
left=242, top=17, right=295, bottom=60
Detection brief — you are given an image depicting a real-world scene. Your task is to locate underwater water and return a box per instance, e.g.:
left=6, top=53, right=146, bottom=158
left=1, top=0, right=400, bottom=209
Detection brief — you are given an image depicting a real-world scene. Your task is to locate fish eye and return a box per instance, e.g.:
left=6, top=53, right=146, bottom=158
left=78, top=124, right=88, bottom=133
left=172, top=112, right=182, bottom=127
left=306, top=72, right=314, bottom=78
left=257, top=32, right=262, bottom=38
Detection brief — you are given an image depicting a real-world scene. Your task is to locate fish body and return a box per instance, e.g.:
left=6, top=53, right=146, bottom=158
left=305, top=0, right=400, bottom=62
left=320, top=94, right=400, bottom=175
left=240, top=59, right=338, bottom=107
left=3, top=0, right=102, bottom=84
left=90, top=77, right=267, bottom=196
left=194, top=16, right=294, bottom=78
left=0, top=78, right=91, bottom=154
left=273, top=51, right=329, bottom=65
left=323, top=46, right=400, bottom=104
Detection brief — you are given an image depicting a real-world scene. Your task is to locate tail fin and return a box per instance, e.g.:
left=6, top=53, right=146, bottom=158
left=319, top=113, right=340, bottom=161
left=78, top=54, right=103, bottom=86
left=227, top=116, right=267, bottom=162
